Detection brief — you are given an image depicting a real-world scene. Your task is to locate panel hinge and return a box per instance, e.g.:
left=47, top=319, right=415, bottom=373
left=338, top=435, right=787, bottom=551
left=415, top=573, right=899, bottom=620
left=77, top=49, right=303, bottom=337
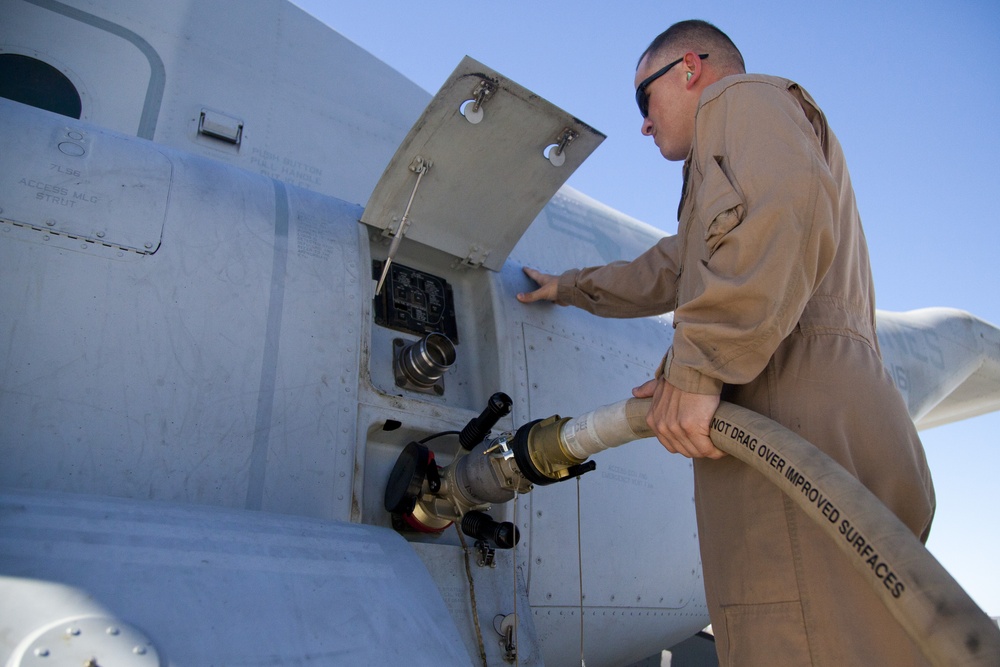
left=458, top=244, right=491, bottom=268
left=1, top=218, right=153, bottom=255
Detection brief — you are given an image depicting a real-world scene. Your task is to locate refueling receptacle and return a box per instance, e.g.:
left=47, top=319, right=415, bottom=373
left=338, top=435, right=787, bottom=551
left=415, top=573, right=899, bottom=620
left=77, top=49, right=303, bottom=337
left=383, top=391, right=597, bottom=546
left=393, top=332, right=456, bottom=395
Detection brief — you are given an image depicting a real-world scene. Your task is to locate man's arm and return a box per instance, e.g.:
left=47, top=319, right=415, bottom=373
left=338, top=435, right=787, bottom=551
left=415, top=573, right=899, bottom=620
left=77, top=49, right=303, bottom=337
left=517, top=235, right=682, bottom=318
left=519, top=266, right=725, bottom=459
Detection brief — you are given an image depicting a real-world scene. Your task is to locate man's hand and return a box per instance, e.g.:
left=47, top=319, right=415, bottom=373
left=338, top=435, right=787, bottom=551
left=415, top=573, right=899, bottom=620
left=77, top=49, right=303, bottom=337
left=632, top=377, right=725, bottom=459
left=516, top=267, right=560, bottom=304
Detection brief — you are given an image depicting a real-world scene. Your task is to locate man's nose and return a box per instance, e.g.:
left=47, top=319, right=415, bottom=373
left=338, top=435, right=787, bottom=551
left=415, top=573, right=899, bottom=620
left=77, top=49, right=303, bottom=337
left=641, top=116, right=654, bottom=136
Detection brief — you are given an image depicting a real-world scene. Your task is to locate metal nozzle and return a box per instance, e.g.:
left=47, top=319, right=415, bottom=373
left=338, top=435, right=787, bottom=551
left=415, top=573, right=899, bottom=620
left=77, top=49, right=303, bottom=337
left=395, top=332, right=456, bottom=394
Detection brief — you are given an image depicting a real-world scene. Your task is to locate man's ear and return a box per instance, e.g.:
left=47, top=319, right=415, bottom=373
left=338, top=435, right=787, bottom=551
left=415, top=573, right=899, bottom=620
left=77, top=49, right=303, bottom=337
left=683, top=51, right=703, bottom=87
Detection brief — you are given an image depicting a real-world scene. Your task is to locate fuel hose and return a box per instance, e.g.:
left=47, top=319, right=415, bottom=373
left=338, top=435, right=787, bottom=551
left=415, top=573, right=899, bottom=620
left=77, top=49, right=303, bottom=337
left=555, top=397, right=1000, bottom=667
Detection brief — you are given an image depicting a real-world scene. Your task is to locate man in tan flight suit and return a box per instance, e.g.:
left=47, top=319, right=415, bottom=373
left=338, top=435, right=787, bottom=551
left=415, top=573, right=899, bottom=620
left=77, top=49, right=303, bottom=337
left=518, top=20, right=935, bottom=666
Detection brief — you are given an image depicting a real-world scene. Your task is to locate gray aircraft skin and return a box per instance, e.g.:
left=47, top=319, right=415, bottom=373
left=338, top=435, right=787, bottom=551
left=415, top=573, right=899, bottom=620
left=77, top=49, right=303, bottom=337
left=1, top=1, right=998, bottom=665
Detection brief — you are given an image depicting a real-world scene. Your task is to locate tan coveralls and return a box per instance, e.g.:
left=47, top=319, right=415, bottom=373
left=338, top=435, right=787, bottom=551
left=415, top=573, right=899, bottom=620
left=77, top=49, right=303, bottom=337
left=555, top=74, right=935, bottom=665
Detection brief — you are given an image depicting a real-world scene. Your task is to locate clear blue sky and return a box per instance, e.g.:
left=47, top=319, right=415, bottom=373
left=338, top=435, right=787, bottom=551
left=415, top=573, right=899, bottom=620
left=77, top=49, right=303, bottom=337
left=291, top=0, right=1000, bottom=616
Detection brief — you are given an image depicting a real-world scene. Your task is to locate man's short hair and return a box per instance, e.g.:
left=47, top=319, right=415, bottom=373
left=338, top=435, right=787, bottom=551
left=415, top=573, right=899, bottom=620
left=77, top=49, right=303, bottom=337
left=640, top=20, right=746, bottom=75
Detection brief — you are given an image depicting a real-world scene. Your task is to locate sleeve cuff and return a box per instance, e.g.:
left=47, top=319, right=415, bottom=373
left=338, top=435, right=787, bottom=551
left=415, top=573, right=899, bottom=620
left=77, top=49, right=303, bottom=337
left=555, top=269, right=581, bottom=306
left=659, top=348, right=724, bottom=395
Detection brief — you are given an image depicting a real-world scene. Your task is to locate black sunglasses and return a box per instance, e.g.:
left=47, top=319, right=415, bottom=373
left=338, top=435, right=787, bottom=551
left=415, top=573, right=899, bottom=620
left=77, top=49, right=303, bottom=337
left=635, top=53, right=709, bottom=117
